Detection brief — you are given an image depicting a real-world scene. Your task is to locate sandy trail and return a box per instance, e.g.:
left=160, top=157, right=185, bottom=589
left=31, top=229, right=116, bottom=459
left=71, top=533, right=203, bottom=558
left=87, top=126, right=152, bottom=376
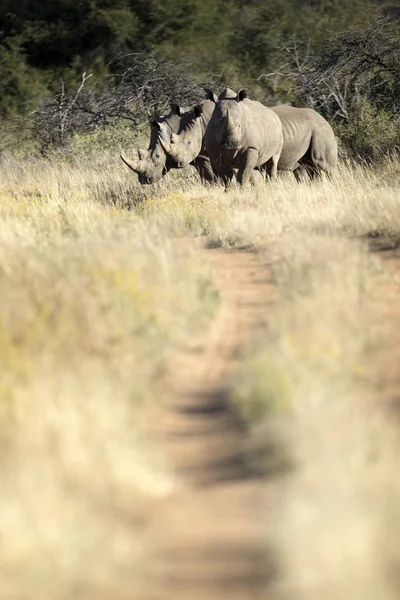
left=144, top=246, right=278, bottom=600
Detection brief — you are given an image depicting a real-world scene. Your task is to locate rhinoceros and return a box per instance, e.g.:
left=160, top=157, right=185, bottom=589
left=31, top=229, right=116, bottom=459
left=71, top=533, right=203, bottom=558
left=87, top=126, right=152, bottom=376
left=120, top=102, right=216, bottom=185
left=200, top=88, right=283, bottom=186
left=160, top=89, right=337, bottom=180
left=271, top=105, right=338, bottom=178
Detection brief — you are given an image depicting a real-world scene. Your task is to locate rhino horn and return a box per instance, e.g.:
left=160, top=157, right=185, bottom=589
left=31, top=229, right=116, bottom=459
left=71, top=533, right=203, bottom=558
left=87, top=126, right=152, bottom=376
left=138, top=148, right=149, bottom=161
left=226, top=113, right=236, bottom=137
left=158, top=135, right=175, bottom=157
left=120, top=152, right=141, bottom=174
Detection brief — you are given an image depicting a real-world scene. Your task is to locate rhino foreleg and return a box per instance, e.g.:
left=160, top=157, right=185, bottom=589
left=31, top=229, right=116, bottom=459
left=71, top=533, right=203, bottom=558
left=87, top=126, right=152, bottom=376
left=193, top=156, right=219, bottom=185
left=237, top=149, right=259, bottom=186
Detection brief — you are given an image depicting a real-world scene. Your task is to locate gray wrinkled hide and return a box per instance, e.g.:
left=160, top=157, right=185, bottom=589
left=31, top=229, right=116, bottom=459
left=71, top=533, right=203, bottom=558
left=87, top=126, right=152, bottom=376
left=120, top=103, right=216, bottom=185
left=162, top=92, right=338, bottom=182
left=270, top=105, right=338, bottom=177
left=159, top=99, right=216, bottom=170
left=205, top=88, right=283, bottom=186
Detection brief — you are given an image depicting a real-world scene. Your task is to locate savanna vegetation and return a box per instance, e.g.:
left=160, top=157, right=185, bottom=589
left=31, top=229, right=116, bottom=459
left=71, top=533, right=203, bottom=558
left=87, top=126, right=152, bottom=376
left=0, top=0, right=398, bottom=158
left=0, top=152, right=400, bottom=596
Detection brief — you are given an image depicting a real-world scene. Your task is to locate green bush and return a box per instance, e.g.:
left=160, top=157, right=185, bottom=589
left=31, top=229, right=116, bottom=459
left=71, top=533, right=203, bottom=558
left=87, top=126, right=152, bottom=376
left=336, top=106, right=400, bottom=161
left=68, top=122, right=148, bottom=161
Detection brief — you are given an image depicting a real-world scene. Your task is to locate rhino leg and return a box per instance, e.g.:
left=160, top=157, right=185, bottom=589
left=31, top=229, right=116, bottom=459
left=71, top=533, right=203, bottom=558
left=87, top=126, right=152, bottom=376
left=193, top=156, right=218, bottom=185
left=278, top=169, right=296, bottom=181
left=237, top=148, right=259, bottom=186
left=206, top=149, right=235, bottom=188
left=293, top=165, right=310, bottom=182
left=262, top=152, right=281, bottom=181
left=210, top=160, right=235, bottom=188
left=299, top=135, right=337, bottom=180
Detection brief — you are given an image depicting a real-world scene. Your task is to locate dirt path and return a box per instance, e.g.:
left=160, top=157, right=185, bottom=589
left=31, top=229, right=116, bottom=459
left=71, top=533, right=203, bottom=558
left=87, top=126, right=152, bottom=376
left=145, top=246, right=278, bottom=600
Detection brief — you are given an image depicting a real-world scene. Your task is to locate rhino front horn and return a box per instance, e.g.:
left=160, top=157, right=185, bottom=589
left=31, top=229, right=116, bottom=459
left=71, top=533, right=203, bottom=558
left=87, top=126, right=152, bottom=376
left=120, top=153, right=141, bottom=174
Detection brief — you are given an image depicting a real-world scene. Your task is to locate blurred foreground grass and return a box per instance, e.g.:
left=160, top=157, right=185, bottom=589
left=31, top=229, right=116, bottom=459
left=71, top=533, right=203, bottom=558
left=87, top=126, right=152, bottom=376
left=0, top=152, right=399, bottom=598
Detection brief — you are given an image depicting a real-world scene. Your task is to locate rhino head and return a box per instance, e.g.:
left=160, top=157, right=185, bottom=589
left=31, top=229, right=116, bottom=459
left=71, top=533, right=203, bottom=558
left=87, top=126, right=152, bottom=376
left=120, top=105, right=184, bottom=185
left=158, top=105, right=205, bottom=167
left=210, top=88, right=248, bottom=150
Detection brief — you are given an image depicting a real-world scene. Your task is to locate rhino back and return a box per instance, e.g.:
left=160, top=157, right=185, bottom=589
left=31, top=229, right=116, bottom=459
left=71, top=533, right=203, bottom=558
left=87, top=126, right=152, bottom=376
left=271, top=106, right=337, bottom=171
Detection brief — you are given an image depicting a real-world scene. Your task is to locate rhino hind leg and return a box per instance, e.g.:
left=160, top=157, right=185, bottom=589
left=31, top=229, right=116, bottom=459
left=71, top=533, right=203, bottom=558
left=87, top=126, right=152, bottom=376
left=261, top=152, right=281, bottom=181
left=299, top=134, right=337, bottom=179
left=293, top=165, right=310, bottom=182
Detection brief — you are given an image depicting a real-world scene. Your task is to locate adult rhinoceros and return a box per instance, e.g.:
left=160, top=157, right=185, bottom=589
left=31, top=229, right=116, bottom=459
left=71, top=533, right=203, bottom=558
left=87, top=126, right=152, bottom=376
left=271, top=105, right=338, bottom=178
left=202, top=88, right=283, bottom=186
left=160, top=89, right=338, bottom=180
left=120, top=102, right=216, bottom=184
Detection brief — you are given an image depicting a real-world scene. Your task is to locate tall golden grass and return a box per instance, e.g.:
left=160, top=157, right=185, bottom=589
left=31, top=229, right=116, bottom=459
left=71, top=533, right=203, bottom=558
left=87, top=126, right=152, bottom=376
left=140, top=156, right=400, bottom=598
left=0, top=152, right=399, bottom=598
left=0, top=154, right=218, bottom=598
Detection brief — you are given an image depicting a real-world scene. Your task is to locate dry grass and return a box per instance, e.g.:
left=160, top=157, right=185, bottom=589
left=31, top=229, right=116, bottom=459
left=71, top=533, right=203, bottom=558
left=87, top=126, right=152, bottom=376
left=139, top=157, right=400, bottom=598
left=0, top=152, right=399, bottom=598
left=0, top=155, right=218, bottom=598
left=232, top=233, right=398, bottom=599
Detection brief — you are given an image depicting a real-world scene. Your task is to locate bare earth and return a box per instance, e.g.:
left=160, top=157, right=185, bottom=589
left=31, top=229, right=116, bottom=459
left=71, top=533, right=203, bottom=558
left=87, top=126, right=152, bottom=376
left=143, top=246, right=279, bottom=600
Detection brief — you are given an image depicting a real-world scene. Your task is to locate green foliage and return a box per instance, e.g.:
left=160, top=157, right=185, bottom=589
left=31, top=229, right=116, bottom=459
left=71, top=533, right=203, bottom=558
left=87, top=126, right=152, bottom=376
left=0, top=0, right=397, bottom=160
left=290, top=18, right=400, bottom=159
left=67, top=122, right=146, bottom=161
left=336, top=107, right=400, bottom=161
left=0, top=0, right=384, bottom=97
left=0, top=39, right=47, bottom=117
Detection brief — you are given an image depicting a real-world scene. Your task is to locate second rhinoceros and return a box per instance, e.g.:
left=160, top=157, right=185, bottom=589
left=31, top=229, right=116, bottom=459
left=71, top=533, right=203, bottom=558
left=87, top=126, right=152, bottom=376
left=271, top=105, right=338, bottom=178
left=205, top=88, right=283, bottom=186
left=120, top=102, right=216, bottom=185
left=160, top=89, right=338, bottom=180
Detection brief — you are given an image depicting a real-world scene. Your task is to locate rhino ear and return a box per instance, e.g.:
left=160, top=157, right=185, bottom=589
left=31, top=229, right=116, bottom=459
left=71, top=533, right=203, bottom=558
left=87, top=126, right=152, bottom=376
left=237, top=88, right=248, bottom=102
left=170, top=103, right=184, bottom=116
left=193, top=104, right=203, bottom=118
left=204, top=88, right=218, bottom=103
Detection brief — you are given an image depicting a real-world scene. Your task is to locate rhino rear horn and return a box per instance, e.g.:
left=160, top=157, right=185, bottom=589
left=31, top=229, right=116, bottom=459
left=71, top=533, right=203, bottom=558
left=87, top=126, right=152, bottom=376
left=138, top=148, right=149, bottom=161
left=226, top=113, right=235, bottom=136
left=204, top=88, right=218, bottom=103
